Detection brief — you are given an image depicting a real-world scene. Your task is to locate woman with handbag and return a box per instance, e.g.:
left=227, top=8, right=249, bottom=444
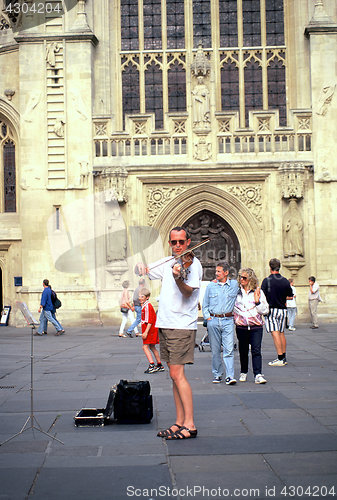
left=233, top=268, right=269, bottom=384
left=119, top=280, right=139, bottom=337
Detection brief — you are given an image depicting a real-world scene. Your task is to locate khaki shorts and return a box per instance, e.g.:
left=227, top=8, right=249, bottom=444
left=159, top=328, right=196, bottom=365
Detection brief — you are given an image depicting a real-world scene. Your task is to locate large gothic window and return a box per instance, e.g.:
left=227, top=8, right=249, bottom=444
left=0, top=120, right=16, bottom=213
left=119, top=0, right=287, bottom=129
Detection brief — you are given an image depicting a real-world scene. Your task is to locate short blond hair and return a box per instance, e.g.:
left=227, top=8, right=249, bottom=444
left=139, top=287, right=150, bottom=298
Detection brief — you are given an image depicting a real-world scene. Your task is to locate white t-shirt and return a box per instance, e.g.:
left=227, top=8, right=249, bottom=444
left=309, top=282, right=320, bottom=300
left=286, top=285, right=297, bottom=308
left=148, top=256, right=202, bottom=329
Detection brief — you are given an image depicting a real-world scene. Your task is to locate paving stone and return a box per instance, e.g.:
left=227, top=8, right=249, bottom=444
left=0, top=323, right=336, bottom=499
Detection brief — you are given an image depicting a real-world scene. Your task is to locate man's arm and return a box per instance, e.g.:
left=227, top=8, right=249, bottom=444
left=202, top=285, right=211, bottom=320
left=172, top=262, right=194, bottom=298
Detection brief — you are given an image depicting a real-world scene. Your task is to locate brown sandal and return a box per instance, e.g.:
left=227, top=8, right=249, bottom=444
left=157, top=424, right=182, bottom=438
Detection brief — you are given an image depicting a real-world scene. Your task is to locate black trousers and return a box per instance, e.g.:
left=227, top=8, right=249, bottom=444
left=236, top=325, right=263, bottom=376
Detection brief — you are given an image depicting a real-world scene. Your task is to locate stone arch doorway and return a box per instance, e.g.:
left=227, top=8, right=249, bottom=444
left=184, top=210, right=241, bottom=281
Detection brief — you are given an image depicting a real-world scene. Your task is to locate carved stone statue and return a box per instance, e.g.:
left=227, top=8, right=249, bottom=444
left=53, top=119, right=65, bottom=137
left=316, top=83, right=336, bottom=116
left=46, top=42, right=61, bottom=67
left=283, top=199, right=304, bottom=258
left=192, top=76, right=210, bottom=129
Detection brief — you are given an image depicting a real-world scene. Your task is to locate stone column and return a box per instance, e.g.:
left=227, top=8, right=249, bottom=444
left=304, top=0, right=337, bottom=290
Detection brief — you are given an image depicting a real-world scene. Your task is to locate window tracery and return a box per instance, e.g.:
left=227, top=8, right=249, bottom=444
left=0, top=119, right=16, bottom=212
left=119, top=0, right=287, bottom=132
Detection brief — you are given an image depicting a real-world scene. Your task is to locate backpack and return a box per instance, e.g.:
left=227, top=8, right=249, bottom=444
left=51, top=289, right=62, bottom=309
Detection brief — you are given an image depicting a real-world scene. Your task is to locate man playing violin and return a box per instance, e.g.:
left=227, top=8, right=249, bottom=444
left=137, top=226, right=202, bottom=440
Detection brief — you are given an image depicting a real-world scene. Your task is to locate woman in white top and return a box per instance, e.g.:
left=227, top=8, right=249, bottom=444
left=119, top=280, right=138, bottom=337
left=286, top=279, right=297, bottom=331
left=233, top=268, right=269, bottom=384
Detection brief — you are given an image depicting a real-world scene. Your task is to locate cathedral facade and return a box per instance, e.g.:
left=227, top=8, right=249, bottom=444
left=0, top=0, right=336, bottom=326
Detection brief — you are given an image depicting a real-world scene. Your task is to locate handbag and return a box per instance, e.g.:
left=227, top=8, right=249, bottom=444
left=120, top=307, right=128, bottom=313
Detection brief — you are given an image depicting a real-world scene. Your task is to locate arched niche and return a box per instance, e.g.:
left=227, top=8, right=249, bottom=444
left=184, top=209, right=240, bottom=280
left=152, top=184, right=263, bottom=272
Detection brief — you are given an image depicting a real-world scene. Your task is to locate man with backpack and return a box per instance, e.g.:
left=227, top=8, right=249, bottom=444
left=36, top=279, right=64, bottom=336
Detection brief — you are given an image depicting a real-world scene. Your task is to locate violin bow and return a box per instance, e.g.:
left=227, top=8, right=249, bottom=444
left=148, top=237, right=211, bottom=272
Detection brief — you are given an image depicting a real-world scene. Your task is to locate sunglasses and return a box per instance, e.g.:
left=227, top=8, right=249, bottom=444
left=170, top=240, right=186, bottom=245
left=240, top=276, right=248, bottom=280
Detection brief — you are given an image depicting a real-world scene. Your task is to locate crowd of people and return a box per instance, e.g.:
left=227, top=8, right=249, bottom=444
left=36, top=225, right=322, bottom=441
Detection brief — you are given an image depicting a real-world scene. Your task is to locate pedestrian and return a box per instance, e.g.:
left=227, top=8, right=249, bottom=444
left=139, top=287, right=164, bottom=374
left=119, top=280, right=139, bottom=337
left=137, top=226, right=202, bottom=440
left=202, top=262, right=239, bottom=385
left=287, top=278, right=297, bottom=331
left=233, top=268, right=269, bottom=384
left=261, top=259, right=293, bottom=366
left=41, top=285, right=63, bottom=334
left=308, top=276, right=321, bottom=329
left=36, top=279, right=64, bottom=336
left=126, top=278, right=145, bottom=337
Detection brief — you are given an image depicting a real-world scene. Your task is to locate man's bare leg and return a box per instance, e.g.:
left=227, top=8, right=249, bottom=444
left=169, top=363, right=196, bottom=434
left=271, top=331, right=286, bottom=355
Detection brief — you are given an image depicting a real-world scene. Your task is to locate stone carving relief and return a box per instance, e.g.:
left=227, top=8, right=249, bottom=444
left=78, top=161, right=89, bottom=188
left=316, top=82, right=336, bottom=116
left=279, top=163, right=306, bottom=275
left=225, top=185, right=263, bottom=224
left=95, top=166, right=128, bottom=204
left=191, top=44, right=211, bottom=77
left=192, top=76, right=210, bottom=131
left=147, top=186, right=187, bottom=225
left=4, top=89, right=15, bottom=100
left=279, top=163, right=305, bottom=199
left=94, top=122, right=108, bottom=136
left=283, top=199, right=304, bottom=258
left=184, top=210, right=240, bottom=281
left=23, top=92, right=41, bottom=122
left=194, top=136, right=211, bottom=161
left=70, top=92, right=88, bottom=121
left=53, top=118, right=65, bottom=137
left=46, top=42, right=61, bottom=67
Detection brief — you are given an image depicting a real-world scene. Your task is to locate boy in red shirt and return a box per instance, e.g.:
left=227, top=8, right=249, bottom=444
left=139, top=288, right=164, bottom=374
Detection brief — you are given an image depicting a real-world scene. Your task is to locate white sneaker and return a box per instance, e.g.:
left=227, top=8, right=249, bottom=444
left=255, top=374, right=267, bottom=384
left=268, top=358, right=287, bottom=367
left=225, top=377, right=237, bottom=385
left=288, top=327, right=296, bottom=331
left=239, top=373, right=247, bottom=382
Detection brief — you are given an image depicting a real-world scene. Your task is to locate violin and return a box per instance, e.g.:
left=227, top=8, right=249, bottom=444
left=136, top=238, right=210, bottom=278
left=173, top=251, right=195, bottom=281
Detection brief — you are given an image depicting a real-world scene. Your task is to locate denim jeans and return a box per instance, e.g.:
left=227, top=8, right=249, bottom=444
left=287, top=307, right=297, bottom=328
left=126, top=305, right=141, bottom=334
left=236, top=326, right=263, bottom=376
left=207, top=317, right=235, bottom=379
left=38, top=310, right=62, bottom=333
left=37, top=309, right=63, bottom=334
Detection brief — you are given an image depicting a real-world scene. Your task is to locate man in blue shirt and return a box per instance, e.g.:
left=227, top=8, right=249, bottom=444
left=36, top=279, right=64, bottom=336
left=202, top=262, right=239, bottom=384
